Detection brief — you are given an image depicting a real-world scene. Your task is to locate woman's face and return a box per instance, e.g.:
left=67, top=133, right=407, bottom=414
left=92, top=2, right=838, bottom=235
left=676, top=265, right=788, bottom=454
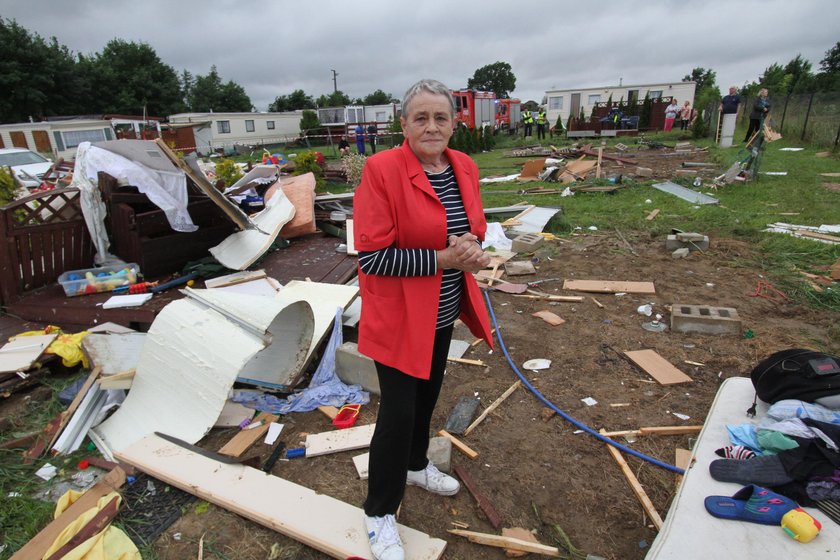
left=400, top=92, right=454, bottom=161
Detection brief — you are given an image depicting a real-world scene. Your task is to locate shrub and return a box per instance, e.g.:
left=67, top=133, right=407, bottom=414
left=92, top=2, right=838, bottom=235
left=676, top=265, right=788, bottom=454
left=342, top=153, right=367, bottom=186
left=0, top=167, right=18, bottom=205
left=691, top=110, right=708, bottom=139
left=293, top=151, right=325, bottom=189
left=215, top=158, right=242, bottom=189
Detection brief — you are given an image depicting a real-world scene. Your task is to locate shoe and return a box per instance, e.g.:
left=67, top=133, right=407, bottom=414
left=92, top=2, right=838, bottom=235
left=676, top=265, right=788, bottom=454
left=364, top=514, right=404, bottom=560
left=406, top=462, right=460, bottom=496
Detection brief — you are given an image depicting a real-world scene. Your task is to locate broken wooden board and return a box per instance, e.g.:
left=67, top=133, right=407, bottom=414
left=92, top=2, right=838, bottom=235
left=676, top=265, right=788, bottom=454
left=563, top=280, right=656, bottom=294
left=531, top=310, right=564, bottom=326
left=204, top=269, right=268, bottom=289
left=449, top=529, right=560, bottom=557
left=444, top=396, right=481, bottom=435
left=210, top=190, right=296, bottom=270
left=345, top=219, right=358, bottom=256
left=453, top=464, right=503, bottom=530
left=646, top=209, right=660, bottom=221
left=599, top=429, right=663, bottom=530
left=0, top=334, right=57, bottom=374
left=305, top=423, right=376, bottom=457
left=96, top=369, right=134, bottom=390
left=464, top=380, right=522, bottom=436
left=219, top=412, right=279, bottom=457
left=10, top=467, right=126, bottom=560
left=81, top=332, right=145, bottom=376
left=437, top=429, right=478, bottom=460
left=117, top=434, right=446, bottom=560
left=675, top=448, right=693, bottom=488
left=504, top=260, right=536, bottom=276
left=501, top=527, right=544, bottom=558
left=625, top=349, right=693, bottom=385
left=518, top=158, right=546, bottom=179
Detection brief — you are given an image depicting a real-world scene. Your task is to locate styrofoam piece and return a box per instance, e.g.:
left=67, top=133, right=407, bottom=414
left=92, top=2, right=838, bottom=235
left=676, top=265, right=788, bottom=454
left=82, top=333, right=145, bottom=375
left=651, top=182, right=719, bottom=205
left=210, top=190, right=296, bottom=270
left=523, top=358, right=551, bottom=370
left=89, top=291, right=314, bottom=460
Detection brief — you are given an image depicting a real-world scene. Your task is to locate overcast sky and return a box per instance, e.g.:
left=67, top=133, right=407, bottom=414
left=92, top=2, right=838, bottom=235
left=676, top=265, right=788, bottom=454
left=2, top=0, right=837, bottom=111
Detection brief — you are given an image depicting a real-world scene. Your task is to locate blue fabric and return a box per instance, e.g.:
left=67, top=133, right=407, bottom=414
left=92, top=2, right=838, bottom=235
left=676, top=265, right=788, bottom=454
left=232, top=307, right=369, bottom=414
left=727, top=424, right=764, bottom=454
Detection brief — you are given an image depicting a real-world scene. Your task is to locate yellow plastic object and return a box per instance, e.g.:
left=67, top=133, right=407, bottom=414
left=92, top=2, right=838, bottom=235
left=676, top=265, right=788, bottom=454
left=781, top=508, right=822, bottom=543
left=15, top=326, right=90, bottom=368
left=44, top=490, right=140, bottom=559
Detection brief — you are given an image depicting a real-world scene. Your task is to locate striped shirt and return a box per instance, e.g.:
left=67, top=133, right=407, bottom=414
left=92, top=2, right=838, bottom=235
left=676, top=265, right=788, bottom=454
left=358, top=165, right=470, bottom=329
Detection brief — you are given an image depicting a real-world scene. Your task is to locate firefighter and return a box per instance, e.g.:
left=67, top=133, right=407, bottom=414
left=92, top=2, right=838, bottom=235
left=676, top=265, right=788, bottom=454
left=522, top=109, right=534, bottom=137
left=536, top=108, right=547, bottom=140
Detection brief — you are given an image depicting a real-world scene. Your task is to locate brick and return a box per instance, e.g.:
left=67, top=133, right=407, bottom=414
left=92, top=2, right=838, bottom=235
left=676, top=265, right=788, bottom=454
left=510, top=233, right=544, bottom=253
left=670, top=304, right=742, bottom=335
left=672, top=247, right=690, bottom=259
left=427, top=436, right=452, bottom=473
left=665, top=234, right=709, bottom=251
left=635, top=166, right=653, bottom=178
left=335, top=342, right=380, bottom=395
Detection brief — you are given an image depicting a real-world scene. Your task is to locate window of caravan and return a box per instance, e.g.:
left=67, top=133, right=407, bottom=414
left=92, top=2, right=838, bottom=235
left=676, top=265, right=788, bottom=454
left=245, top=120, right=255, bottom=132
left=217, top=121, right=231, bottom=133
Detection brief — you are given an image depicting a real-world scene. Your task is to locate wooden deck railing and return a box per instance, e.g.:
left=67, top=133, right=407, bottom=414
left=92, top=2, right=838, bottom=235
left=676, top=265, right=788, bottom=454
left=0, top=188, right=95, bottom=306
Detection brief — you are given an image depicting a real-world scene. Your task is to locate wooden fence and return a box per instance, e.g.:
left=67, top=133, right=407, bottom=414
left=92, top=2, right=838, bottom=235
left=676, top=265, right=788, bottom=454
left=0, top=188, right=95, bottom=306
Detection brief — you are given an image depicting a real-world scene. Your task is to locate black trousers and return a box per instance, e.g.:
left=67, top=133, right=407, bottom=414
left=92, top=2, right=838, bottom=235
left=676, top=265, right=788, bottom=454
left=363, top=324, right=454, bottom=516
left=537, top=123, right=546, bottom=139
left=369, top=138, right=377, bottom=154
left=745, top=118, right=762, bottom=142
left=524, top=123, right=532, bottom=137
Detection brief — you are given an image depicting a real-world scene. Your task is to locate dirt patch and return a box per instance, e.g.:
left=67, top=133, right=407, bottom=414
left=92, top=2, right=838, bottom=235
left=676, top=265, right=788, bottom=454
left=823, top=182, right=840, bottom=193
left=132, top=233, right=838, bottom=560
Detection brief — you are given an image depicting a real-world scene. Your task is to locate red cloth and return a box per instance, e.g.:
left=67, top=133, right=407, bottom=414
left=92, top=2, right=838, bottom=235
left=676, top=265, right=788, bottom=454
left=353, top=141, right=493, bottom=379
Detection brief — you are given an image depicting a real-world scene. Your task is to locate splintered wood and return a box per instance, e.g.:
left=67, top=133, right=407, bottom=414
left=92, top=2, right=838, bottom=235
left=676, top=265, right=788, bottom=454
left=563, top=280, right=656, bottom=294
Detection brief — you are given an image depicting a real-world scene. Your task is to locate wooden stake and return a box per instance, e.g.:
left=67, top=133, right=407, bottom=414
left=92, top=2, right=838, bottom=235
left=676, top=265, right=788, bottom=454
left=511, top=294, right=583, bottom=302
left=446, top=357, right=485, bottom=367
left=599, top=429, right=663, bottom=529
left=453, top=465, right=503, bottom=530
left=463, top=380, right=522, bottom=436
left=645, top=208, right=660, bottom=221
left=591, top=297, right=604, bottom=308
left=448, top=529, right=561, bottom=557
left=437, top=429, right=478, bottom=460
left=596, top=145, right=604, bottom=179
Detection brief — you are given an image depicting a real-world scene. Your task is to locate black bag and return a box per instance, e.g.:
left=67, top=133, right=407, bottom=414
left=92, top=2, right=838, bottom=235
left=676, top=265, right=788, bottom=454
left=748, top=349, right=840, bottom=415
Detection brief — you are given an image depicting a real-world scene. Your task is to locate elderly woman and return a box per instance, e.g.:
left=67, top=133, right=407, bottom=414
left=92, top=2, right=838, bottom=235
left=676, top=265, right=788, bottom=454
left=353, top=78, right=494, bottom=560
left=663, top=98, right=679, bottom=132
left=744, top=88, right=771, bottom=142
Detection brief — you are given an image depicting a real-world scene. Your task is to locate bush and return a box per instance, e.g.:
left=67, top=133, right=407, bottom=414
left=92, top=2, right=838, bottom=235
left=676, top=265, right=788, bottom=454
left=342, top=153, right=367, bottom=186
left=215, top=158, right=242, bottom=189
left=0, top=167, right=18, bottom=205
left=293, top=151, right=325, bottom=189
left=691, top=111, right=708, bottom=139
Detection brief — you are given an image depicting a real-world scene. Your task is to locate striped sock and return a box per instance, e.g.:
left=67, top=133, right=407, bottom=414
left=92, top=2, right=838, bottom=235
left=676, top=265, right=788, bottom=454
left=715, top=445, right=757, bottom=460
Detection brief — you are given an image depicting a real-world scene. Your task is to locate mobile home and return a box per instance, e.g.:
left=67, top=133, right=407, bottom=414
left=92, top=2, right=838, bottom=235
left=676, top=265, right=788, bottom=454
left=0, top=118, right=116, bottom=160
left=167, top=111, right=303, bottom=155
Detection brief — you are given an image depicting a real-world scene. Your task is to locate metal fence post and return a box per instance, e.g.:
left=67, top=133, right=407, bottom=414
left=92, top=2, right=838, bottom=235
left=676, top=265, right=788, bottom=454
left=834, top=119, right=840, bottom=150
left=779, top=95, right=790, bottom=134
left=801, top=92, right=815, bottom=142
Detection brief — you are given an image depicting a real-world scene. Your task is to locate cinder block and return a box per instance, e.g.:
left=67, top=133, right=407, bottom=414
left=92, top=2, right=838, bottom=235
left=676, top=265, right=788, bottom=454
left=672, top=247, right=690, bottom=259
left=665, top=234, right=710, bottom=251
left=671, top=304, right=742, bottom=335
left=427, top=436, right=452, bottom=473
left=335, top=342, right=380, bottom=395
left=635, top=166, right=653, bottom=178
left=511, top=233, right=544, bottom=253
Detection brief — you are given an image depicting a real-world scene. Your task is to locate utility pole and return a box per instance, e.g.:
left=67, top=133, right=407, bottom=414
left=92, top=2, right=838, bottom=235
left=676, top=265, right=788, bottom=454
left=331, top=69, right=339, bottom=93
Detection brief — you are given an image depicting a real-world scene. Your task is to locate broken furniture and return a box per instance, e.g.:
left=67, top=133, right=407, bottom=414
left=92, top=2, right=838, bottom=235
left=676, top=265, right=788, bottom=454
left=99, top=172, right=235, bottom=278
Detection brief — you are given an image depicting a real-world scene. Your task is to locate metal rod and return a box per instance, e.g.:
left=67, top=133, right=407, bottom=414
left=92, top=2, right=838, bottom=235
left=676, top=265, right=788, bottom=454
left=801, top=92, right=815, bottom=142
left=779, top=95, right=790, bottom=133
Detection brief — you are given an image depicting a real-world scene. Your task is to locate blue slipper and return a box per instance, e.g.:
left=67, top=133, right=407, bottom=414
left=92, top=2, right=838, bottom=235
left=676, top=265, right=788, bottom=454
left=704, top=484, right=798, bottom=525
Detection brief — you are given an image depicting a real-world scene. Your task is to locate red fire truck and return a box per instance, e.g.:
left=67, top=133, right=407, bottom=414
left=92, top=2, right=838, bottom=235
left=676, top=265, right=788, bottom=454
left=494, top=98, right=521, bottom=132
left=452, top=89, right=496, bottom=129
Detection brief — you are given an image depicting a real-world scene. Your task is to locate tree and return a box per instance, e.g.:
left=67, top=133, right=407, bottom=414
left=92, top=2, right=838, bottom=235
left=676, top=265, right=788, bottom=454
left=316, top=90, right=352, bottom=107
left=816, top=41, right=840, bottom=91
left=269, top=89, right=316, bottom=112
left=362, top=89, right=394, bottom=105
left=639, top=92, right=652, bottom=129
left=179, top=70, right=195, bottom=111
left=683, top=67, right=717, bottom=93
left=467, top=62, right=516, bottom=99
left=91, top=39, right=184, bottom=115
left=755, top=55, right=815, bottom=98
left=299, top=110, right=320, bottom=131
left=219, top=81, right=253, bottom=112
left=188, top=66, right=252, bottom=112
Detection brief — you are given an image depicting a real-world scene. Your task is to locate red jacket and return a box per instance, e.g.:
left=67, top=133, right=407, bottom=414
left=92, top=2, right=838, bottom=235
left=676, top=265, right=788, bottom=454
left=353, top=141, right=493, bottom=379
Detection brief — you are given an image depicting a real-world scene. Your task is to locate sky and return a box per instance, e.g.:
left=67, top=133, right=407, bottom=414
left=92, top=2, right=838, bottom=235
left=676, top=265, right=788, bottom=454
left=1, top=0, right=837, bottom=112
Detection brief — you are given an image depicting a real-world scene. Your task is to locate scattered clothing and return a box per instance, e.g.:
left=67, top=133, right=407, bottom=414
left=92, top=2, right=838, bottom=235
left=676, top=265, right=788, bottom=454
left=715, top=445, right=757, bottom=460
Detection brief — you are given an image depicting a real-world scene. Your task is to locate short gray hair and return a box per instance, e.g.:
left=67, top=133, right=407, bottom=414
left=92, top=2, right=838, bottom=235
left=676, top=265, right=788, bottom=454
left=402, top=79, right=456, bottom=117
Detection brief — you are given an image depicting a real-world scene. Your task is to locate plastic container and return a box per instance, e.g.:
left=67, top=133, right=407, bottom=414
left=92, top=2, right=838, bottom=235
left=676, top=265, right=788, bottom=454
left=332, top=404, right=361, bottom=429
left=58, top=263, right=141, bottom=297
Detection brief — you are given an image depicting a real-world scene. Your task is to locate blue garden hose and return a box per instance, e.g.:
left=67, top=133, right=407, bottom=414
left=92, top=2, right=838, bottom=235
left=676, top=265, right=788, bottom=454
left=482, top=290, right=685, bottom=475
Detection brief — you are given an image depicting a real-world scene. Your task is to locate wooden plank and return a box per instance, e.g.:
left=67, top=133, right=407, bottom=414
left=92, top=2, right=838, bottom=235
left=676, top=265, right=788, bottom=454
left=345, top=219, right=357, bottom=256
left=305, top=423, right=376, bottom=457
left=675, top=448, right=693, bottom=488
left=0, top=333, right=57, bottom=374
left=463, top=380, right=522, bottom=436
left=599, top=429, right=663, bottom=530
left=453, top=464, right=503, bottom=530
left=437, top=430, right=478, bottom=460
left=563, top=280, right=656, bottom=294
left=317, top=405, right=340, bottom=420
left=638, top=425, right=703, bottom=436
left=10, top=467, right=126, bottom=560
left=448, top=529, right=561, bottom=557
left=97, top=369, right=136, bottom=390
left=446, top=357, right=485, bottom=367
left=797, top=230, right=840, bottom=243
left=116, top=434, right=445, bottom=560
left=625, top=350, right=693, bottom=385
left=218, top=412, right=279, bottom=457
left=47, top=366, right=102, bottom=451
left=591, top=297, right=604, bottom=308
left=646, top=208, right=660, bottom=221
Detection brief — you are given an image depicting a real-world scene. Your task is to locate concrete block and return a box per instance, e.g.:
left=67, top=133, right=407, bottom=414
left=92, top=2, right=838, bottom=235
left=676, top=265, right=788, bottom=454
left=671, top=304, right=742, bottom=335
left=665, top=234, right=710, bottom=251
left=511, top=233, right=544, bottom=253
left=635, top=166, right=653, bottom=178
left=672, top=247, right=690, bottom=259
left=427, top=436, right=452, bottom=473
left=335, top=342, right=380, bottom=395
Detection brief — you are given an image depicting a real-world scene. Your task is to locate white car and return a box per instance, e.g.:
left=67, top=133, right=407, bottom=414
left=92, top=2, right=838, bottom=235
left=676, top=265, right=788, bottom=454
left=0, top=148, right=54, bottom=190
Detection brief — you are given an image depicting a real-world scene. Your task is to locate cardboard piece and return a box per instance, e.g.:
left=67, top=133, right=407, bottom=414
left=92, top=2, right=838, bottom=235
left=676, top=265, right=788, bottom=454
left=625, top=349, right=693, bottom=385
left=531, top=310, right=565, bottom=326
left=518, top=158, right=546, bottom=179
left=116, top=435, right=446, bottom=559
left=0, top=334, right=57, bottom=374
left=563, top=279, right=656, bottom=294
left=264, top=173, right=317, bottom=239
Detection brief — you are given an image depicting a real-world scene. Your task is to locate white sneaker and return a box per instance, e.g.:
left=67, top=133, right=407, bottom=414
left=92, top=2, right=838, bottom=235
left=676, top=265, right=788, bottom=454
left=406, top=462, right=460, bottom=496
left=364, top=514, right=404, bottom=560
